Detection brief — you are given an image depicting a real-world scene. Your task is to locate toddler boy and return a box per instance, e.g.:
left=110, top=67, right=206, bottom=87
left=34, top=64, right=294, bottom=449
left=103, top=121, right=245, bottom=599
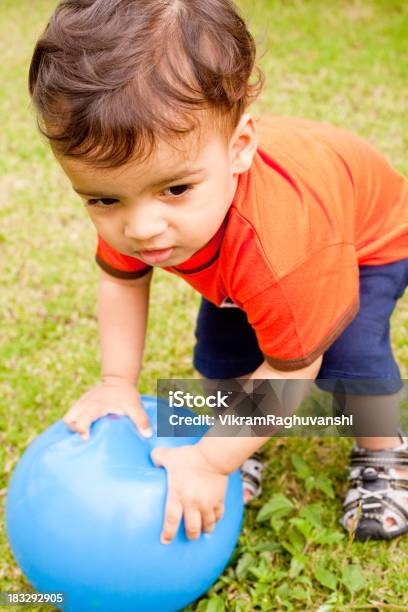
left=28, top=0, right=408, bottom=543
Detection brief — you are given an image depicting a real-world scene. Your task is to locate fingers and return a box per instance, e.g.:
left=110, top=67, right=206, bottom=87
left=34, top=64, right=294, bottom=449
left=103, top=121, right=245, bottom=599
left=184, top=507, right=202, bottom=541
left=214, top=503, right=225, bottom=522
left=63, top=404, right=92, bottom=441
left=151, top=447, right=225, bottom=543
left=62, top=380, right=153, bottom=442
left=202, top=504, right=224, bottom=534
left=161, top=505, right=221, bottom=543
left=63, top=416, right=90, bottom=441
left=73, top=413, right=93, bottom=441
left=129, top=403, right=152, bottom=438
left=64, top=404, right=152, bottom=440
left=202, top=510, right=216, bottom=534
left=160, top=495, right=183, bottom=545
left=150, top=447, right=165, bottom=467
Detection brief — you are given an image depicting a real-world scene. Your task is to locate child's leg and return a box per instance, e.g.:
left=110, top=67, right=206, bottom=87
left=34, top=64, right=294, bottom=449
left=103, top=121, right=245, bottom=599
left=193, top=260, right=408, bottom=525
left=332, top=391, right=402, bottom=441
left=193, top=297, right=264, bottom=379
left=317, top=258, right=408, bottom=540
left=193, top=297, right=265, bottom=501
left=333, top=392, right=408, bottom=531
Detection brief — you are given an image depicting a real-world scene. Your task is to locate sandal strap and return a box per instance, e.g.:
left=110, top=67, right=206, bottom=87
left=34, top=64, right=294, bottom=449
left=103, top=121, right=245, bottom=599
left=348, top=468, right=408, bottom=490
left=240, top=456, right=264, bottom=498
left=343, top=479, right=408, bottom=520
left=350, top=453, right=408, bottom=468
left=350, top=430, right=408, bottom=470
left=342, top=433, right=408, bottom=538
left=342, top=490, right=408, bottom=537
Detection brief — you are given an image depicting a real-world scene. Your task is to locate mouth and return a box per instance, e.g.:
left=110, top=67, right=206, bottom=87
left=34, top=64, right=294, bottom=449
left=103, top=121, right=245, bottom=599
left=137, top=247, right=175, bottom=264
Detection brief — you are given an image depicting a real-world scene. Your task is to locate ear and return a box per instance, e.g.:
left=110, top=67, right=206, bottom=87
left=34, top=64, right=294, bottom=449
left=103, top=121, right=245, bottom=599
left=230, top=113, right=258, bottom=174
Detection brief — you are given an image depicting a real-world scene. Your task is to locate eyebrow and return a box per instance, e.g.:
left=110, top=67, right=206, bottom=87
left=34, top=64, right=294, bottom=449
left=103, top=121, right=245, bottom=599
left=73, top=167, right=206, bottom=198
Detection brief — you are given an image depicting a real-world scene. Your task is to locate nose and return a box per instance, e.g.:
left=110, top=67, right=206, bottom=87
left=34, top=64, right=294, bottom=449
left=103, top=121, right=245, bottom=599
left=124, top=202, right=168, bottom=242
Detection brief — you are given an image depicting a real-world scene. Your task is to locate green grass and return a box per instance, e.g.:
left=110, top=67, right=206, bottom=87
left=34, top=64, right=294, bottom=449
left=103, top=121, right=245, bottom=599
left=1, top=0, right=407, bottom=610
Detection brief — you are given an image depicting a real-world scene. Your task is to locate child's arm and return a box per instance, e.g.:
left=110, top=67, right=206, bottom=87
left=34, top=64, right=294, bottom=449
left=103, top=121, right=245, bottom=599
left=63, top=268, right=153, bottom=440
left=198, top=357, right=321, bottom=471
left=98, top=268, right=151, bottom=384
left=151, top=355, right=322, bottom=543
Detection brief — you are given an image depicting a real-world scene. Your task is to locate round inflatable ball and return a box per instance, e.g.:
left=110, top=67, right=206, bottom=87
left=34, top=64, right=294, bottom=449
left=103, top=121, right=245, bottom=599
left=6, top=395, right=243, bottom=612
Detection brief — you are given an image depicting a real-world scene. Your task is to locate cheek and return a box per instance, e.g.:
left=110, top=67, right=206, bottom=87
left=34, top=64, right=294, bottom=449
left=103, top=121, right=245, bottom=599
left=88, top=214, right=107, bottom=238
left=86, top=209, right=97, bottom=225
left=87, top=209, right=119, bottom=232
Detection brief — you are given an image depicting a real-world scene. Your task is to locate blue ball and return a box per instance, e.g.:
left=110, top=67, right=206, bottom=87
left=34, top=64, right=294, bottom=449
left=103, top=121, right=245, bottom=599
left=6, top=396, right=243, bottom=612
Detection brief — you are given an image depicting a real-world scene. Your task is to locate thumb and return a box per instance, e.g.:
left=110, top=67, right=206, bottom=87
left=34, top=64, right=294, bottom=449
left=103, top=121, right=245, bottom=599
left=150, top=447, right=169, bottom=468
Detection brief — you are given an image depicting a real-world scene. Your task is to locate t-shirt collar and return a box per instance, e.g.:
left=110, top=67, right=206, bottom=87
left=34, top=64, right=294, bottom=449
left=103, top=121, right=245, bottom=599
left=169, top=210, right=230, bottom=274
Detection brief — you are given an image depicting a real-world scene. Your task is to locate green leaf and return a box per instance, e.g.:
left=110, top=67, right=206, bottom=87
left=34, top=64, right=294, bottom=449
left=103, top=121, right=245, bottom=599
left=235, top=552, right=254, bottom=581
left=195, top=600, right=209, bottom=612
left=299, top=503, right=324, bottom=529
left=256, top=494, right=294, bottom=522
left=341, top=565, right=366, bottom=593
left=291, top=453, right=312, bottom=479
left=271, top=517, right=285, bottom=533
left=289, top=554, right=306, bottom=578
left=253, top=540, right=282, bottom=553
left=287, top=525, right=305, bottom=552
left=211, top=579, right=225, bottom=593
left=248, top=558, right=273, bottom=582
left=317, top=591, right=340, bottom=611
left=297, top=575, right=312, bottom=587
left=275, top=582, right=290, bottom=598
left=314, top=565, right=338, bottom=591
left=305, top=476, right=316, bottom=491
left=205, top=596, right=225, bottom=612
left=315, top=476, right=335, bottom=498
left=314, top=530, right=345, bottom=545
left=290, top=517, right=315, bottom=540
left=280, top=541, right=299, bottom=557
left=231, top=601, right=249, bottom=612
left=291, top=586, right=309, bottom=600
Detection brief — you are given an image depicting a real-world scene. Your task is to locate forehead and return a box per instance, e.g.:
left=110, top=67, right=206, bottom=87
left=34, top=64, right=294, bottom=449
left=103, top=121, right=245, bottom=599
left=56, top=122, right=228, bottom=185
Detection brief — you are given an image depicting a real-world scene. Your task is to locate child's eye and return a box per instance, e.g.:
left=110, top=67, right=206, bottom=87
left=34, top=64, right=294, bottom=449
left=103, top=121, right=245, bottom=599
left=86, top=198, right=118, bottom=207
left=85, top=184, right=192, bottom=207
left=162, top=184, right=193, bottom=198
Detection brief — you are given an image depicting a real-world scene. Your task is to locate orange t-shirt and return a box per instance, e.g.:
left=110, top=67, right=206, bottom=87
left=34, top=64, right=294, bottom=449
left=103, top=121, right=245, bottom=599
left=96, top=116, right=408, bottom=371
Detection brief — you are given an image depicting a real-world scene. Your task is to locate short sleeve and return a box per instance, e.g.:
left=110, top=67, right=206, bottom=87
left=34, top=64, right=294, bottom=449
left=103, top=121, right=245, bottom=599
left=242, top=243, right=360, bottom=371
left=95, top=235, right=152, bottom=279
left=319, top=125, right=408, bottom=264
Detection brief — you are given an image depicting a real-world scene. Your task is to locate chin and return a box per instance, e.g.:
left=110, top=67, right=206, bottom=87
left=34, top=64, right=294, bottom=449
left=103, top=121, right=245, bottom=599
left=161, top=254, right=187, bottom=266
left=164, top=249, right=197, bottom=267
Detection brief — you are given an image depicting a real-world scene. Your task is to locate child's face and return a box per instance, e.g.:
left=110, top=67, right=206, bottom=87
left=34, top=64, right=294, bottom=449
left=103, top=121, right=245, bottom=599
left=55, top=113, right=257, bottom=267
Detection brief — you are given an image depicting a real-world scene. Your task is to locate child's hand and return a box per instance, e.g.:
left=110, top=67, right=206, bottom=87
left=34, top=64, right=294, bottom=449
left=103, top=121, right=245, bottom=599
left=63, top=376, right=152, bottom=441
left=150, top=445, right=228, bottom=544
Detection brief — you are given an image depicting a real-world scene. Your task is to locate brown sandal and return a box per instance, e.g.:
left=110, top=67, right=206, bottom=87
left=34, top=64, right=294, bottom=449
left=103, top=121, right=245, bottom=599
left=341, top=430, right=408, bottom=540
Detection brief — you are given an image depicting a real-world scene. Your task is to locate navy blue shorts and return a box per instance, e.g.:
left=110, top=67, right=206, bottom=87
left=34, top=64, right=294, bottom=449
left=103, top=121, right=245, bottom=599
left=193, top=258, right=408, bottom=395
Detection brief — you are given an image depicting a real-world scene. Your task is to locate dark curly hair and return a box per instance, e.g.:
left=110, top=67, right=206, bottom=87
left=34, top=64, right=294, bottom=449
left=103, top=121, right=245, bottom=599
left=29, top=0, right=264, bottom=167
left=28, top=0, right=264, bottom=168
